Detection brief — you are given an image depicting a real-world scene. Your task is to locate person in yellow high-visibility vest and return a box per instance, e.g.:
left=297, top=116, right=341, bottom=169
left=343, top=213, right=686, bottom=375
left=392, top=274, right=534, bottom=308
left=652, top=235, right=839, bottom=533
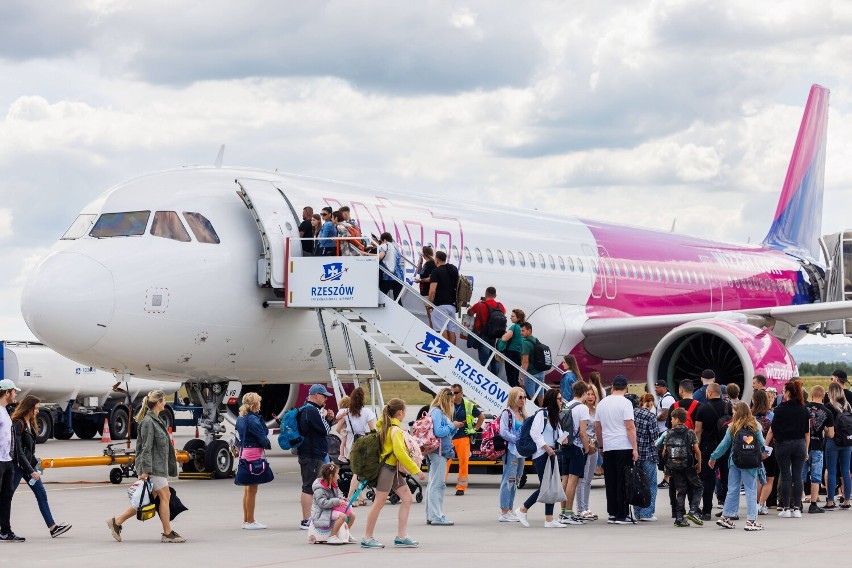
left=446, top=385, right=484, bottom=495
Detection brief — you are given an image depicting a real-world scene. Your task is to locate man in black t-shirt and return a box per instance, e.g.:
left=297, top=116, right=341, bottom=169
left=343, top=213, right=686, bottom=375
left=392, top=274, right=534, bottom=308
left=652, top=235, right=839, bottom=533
left=822, top=370, right=852, bottom=407
left=694, top=383, right=731, bottom=519
left=428, top=251, right=460, bottom=344
left=806, top=385, right=834, bottom=513
left=298, top=206, right=314, bottom=255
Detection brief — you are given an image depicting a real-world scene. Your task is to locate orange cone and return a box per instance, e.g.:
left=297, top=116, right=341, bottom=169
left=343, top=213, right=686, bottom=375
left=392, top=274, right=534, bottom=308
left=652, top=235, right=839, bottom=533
left=168, top=426, right=175, bottom=446
left=100, top=418, right=112, bottom=443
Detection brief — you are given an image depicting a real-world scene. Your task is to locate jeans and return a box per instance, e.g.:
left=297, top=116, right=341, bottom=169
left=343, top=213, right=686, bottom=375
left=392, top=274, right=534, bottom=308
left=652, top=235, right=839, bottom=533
left=500, top=452, right=525, bottom=510
left=576, top=450, right=598, bottom=513
left=775, top=438, right=807, bottom=509
left=0, top=461, right=13, bottom=534
left=12, top=466, right=55, bottom=528
left=633, top=459, right=658, bottom=519
left=802, top=449, right=824, bottom=485
left=523, top=453, right=555, bottom=517
left=825, top=438, right=852, bottom=503
left=723, top=464, right=758, bottom=521
left=476, top=340, right=501, bottom=376
left=425, top=452, right=448, bottom=522
left=602, top=449, right=633, bottom=519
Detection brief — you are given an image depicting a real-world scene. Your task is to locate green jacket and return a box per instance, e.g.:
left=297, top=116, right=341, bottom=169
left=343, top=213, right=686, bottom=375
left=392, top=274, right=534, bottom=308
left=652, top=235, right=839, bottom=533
left=135, top=412, right=178, bottom=478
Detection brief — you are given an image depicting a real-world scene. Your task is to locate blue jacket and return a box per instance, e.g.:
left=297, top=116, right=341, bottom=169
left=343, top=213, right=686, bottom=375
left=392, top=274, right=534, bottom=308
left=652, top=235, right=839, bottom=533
left=236, top=412, right=271, bottom=450
left=559, top=371, right=577, bottom=402
left=430, top=407, right=457, bottom=458
left=297, top=402, right=331, bottom=459
left=319, top=221, right=336, bottom=249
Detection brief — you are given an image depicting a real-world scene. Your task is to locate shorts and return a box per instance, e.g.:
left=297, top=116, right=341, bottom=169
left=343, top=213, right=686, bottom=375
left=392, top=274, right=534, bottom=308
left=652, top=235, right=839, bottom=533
left=763, top=452, right=779, bottom=478
left=299, top=455, right=325, bottom=495
left=803, top=449, right=824, bottom=483
left=431, top=305, right=458, bottom=334
left=331, top=510, right=345, bottom=521
left=149, top=476, right=169, bottom=492
left=558, top=444, right=586, bottom=478
left=375, top=464, right=406, bottom=493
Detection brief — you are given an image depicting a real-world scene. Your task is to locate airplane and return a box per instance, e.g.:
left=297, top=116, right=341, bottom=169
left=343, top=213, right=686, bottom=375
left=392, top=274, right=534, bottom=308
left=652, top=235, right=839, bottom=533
left=19, top=84, right=852, bottom=476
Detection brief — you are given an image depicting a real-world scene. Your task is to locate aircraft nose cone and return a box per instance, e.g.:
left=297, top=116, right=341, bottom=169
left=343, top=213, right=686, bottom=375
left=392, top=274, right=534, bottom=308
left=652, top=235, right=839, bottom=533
left=21, top=251, right=114, bottom=355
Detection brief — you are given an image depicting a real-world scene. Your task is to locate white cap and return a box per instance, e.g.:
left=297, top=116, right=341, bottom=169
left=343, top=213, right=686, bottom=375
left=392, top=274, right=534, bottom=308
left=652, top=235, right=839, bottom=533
left=0, top=379, right=21, bottom=391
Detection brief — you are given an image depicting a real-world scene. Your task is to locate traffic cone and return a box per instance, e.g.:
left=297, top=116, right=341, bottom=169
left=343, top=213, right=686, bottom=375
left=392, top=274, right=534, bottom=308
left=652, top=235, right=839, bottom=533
left=100, top=418, right=112, bottom=443
left=168, top=426, right=175, bottom=446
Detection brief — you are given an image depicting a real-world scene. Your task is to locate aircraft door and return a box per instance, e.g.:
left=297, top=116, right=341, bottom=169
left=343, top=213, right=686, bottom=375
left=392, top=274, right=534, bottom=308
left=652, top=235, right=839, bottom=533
left=236, top=178, right=301, bottom=289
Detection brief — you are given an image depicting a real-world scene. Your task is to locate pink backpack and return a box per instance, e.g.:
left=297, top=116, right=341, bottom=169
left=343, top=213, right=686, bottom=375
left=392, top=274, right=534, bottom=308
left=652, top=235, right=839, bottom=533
left=480, top=410, right=508, bottom=460
left=397, top=428, right=424, bottom=475
left=411, top=412, right=441, bottom=455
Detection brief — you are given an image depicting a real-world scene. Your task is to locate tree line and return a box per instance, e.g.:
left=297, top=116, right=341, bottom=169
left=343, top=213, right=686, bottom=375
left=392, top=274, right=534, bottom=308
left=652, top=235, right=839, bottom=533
left=797, top=361, right=852, bottom=377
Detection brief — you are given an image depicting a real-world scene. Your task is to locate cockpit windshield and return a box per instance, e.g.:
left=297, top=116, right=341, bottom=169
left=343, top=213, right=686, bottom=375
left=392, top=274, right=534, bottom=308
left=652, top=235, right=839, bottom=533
left=61, top=214, right=97, bottom=240
left=183, top=212, right=220, bottom=244
left=90, top=211, right=150, bottom=238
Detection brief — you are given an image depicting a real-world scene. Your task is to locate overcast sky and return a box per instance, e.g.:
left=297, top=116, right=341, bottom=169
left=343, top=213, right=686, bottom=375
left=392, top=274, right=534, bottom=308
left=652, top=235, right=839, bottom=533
left=3, top=1, right=852, bottom=343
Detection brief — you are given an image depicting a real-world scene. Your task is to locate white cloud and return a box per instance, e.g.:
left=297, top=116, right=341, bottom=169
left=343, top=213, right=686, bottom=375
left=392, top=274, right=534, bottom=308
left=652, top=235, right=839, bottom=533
left=0, top=209, right=11, bottom=239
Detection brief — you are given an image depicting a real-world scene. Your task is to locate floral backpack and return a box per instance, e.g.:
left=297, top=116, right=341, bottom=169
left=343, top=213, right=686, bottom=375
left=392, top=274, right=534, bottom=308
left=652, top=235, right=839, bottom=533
left=411, top=412, right=441, bottom=454
left=480, top=411, right=508, bottom=460
left=397, top=428, right=424, bottom=475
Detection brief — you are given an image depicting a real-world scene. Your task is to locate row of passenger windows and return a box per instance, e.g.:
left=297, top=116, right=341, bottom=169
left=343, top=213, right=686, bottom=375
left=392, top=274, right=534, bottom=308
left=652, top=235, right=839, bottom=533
left=63, top=211, right=220, bottom=244
left=404, top=240, right=800, bottom=295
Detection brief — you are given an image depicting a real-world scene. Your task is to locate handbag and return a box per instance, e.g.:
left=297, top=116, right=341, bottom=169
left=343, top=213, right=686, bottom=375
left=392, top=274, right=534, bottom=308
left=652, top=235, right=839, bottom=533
left=234, top=449, right=275, bottom=486
left=136, top=481, right=157, bottom=521
left=537, top=454, right=567, bottom=504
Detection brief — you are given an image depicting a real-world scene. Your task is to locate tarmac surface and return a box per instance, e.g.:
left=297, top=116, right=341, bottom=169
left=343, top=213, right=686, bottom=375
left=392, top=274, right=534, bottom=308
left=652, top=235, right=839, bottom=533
left=12, top=431, right=852, bottom=567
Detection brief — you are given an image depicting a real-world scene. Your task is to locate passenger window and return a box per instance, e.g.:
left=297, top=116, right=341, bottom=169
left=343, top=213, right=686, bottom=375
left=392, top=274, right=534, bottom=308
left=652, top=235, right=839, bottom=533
left=576, top=257, right=584, bottom=273
left=558, top=256, right=565, bottom=271
left=451, top=245, right=460, bottom=263
left=566, top=257, right=575, bottom=272
left=486, top=249, right=494, bottom=265
left=518, top=252, right=526, bottom=268
left=475, top=248, right=483, bottom=263
left=507, top=250, right=515, bottom=266
left=497, top=250, right=505, bottom=266
left=182, top=212, right=220, bottom=244
left=529, top=253, right=536, bottom=268
left=151, top=211, right=191, bottom=242
left=639, top=265, right=646, bottom=280
left=539, top=253, right=545, bottom=269
left=61, top=214, right=97, bottom=240
left=90, top=211, right=150, bottom=238
left=464, top=246, right=472, bottom=262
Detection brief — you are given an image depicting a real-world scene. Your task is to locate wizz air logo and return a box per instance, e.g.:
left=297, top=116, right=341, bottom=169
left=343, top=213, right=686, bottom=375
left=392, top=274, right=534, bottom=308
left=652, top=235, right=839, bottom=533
left=416, top=332, right=453, bottom=363
left=320, top=263, right=346, bottom=282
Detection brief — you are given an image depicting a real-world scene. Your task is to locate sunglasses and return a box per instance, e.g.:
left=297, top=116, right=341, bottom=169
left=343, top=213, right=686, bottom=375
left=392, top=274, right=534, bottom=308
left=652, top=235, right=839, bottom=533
left=321, top=212, right=329, bottom=217
left=452, top=391, right=461, bottom=395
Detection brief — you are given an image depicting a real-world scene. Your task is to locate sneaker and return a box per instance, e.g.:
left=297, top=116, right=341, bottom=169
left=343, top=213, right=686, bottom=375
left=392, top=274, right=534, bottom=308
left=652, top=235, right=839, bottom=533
left=792, top=508, right=802, bottom=518
left=638, top=516, right=658, bottom=522
left=778, top=509, right=792, bottom=518
left=455, top=489, right=465, bottom=496
left=558, top=513, right=585, bottom=525
left=840, top=503, right=852, bottom=510
left=673, top=518, right=690, bottom=527
left=758, top=504, right=769, bottom=515
left=685, top=512, right=703, bottom=526
left=0, top=532, right=25, bottom=543
left=300, top=519, right=311, bottom=530
left=430, top=517, right=454, bottom=526
left=514, top=508, right=529, bottom=528
left=161, top=530, right=186, bottom=543
left=809, top=503, right=825, bottom=514
left=393, top=535, right=419, bottom=547
left=579, top=511, right=598, bottom=520
left=822, top=503, right=837, bottom=511
left=607, top=515, right=616, bottom=524
left=361, top=537, right=385, bottom=549
left=327, top=535, right=347, bottom=545
left=106, top=518, right=122, bottom=542
left=716, top=516, right=735, bottom=529
left=613, top=517, right=634, bottom=525
left=700, top=513, right=712, bottom=521
left=50, top=524, right=72, bottom=538
left=544, top=519, right=568, bottom=528
left=743, top=520, right=764, bottom=531
left=348, top=535, right=358, bottom=543
left=498, top=513, right=519, bottom=522
left=243, top=521, right=267, bottom=530
left=715, top=511, right=739, bottom=520
left=658, top=480, right=670, bottom=488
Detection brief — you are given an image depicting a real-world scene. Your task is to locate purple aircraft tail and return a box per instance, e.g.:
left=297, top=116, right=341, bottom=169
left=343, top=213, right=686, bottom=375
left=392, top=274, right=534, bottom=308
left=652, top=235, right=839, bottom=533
left=762, top=84, right=829, bottom=260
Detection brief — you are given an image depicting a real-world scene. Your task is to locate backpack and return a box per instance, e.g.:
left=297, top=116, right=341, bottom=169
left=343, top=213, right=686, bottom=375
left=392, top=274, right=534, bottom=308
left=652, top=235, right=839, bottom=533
left=381, top=243, right=405, bottom=281
left=664, top=427, right=693, bottom=470
left=456, top=273, right=473, bottom=309
left=277, top=404, right=308, bottom=450
left=834, top=408, right=852, bottom=447
left=559, top=401, right=583, bottom=447
left=411, top=413, right=441, bottom=455
left=480, top=411, right=508, bottom=460
left=516, top=409, right=546, bottom=458
left=671, top=399, right=699, bottom=430
left=483, top=302, right=507, bottom=339
left=397, top=429, right=424, bottom=475
left=625, top=462, right=652, bottom=508
left=716, top=401, right=734, bottom=440
left=731, top=426, right=762, bottom=469
left=349, top=431, right=384, bottom=486
left=532, top=338, right=552, bottom=371
left=344, top=224, right=366, bottom=252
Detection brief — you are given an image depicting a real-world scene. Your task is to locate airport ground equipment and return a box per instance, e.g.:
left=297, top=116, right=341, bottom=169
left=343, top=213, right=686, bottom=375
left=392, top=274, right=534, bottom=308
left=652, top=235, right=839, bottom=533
left=39, top=444, right=191, bottom=484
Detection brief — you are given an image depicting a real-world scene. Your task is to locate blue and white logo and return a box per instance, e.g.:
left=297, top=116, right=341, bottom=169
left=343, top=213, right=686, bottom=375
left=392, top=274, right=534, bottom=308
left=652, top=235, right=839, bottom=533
left=416, top=332, right=453, bottom=364
left=320, top=262, right=346, bottom=282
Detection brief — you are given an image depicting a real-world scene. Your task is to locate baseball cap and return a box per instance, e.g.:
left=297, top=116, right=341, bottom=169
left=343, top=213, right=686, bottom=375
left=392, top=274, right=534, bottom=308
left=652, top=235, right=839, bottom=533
left=655, top=379, right=668, bottom=388
left=701, top=369, right=716, bottom=380
left=833, top=369, right=848, bottom=384
left=612, top=375, right=628, bottom=389
left=308, top=384, right=333, bottom=397
left=0, top=379, right=21, bottom=391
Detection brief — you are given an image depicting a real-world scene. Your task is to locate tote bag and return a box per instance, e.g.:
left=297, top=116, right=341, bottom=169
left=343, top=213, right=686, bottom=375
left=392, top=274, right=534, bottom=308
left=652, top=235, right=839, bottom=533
left=537, top=454, right=567, bottom=504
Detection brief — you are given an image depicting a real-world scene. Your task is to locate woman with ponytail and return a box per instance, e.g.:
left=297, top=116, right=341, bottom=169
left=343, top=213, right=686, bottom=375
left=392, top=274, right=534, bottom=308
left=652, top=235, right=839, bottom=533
left=107, top=390, right=183, bottom=543
left=236, top=392, right=271, bottom=530
left=361, top=398, right=426, bottom=550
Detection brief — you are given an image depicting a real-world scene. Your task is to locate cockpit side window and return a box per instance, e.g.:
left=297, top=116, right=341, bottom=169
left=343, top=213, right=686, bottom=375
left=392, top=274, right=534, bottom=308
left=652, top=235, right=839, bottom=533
left=151, top=211, right=191, bottom=242
left=90, top=211, right=150, bottom=238
left=182, top=212, right=220, bottom=244
left=61, top=214, right=97, bottom=240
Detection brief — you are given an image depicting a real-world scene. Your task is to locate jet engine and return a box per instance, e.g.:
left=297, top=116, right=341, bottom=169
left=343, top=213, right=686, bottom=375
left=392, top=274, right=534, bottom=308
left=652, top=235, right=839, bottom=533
left=224, top=383, right=301, bottom=428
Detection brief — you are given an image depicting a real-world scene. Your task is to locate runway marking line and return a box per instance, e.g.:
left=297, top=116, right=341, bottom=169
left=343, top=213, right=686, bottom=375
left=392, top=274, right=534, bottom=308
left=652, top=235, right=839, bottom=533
left=242, top=549, right=361, bottom=566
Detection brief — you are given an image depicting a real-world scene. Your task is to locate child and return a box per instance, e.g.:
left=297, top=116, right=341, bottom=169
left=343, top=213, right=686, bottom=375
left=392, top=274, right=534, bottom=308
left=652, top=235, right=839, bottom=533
left=660, top=407, right=703, bottom=528
left=311, top=463, right=356, bottom=545
left=334, top=396, right=351, bottom=462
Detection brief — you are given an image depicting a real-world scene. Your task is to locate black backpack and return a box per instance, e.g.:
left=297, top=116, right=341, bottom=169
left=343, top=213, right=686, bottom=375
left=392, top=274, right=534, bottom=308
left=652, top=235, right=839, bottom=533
left=731, top=426, right=761, bottom=469
left=834, top=409, right=852, bottom=447
left=625, top=462, right=652, bottom=508
left=559, top=402, right=583, bottom=446
left=664, top=427, right=692, bottom=470
left=532, top=339, right=552, bottom=371
left=483, top=303, right=507, bottom=339
left=715, top=401, right=734, bottom=441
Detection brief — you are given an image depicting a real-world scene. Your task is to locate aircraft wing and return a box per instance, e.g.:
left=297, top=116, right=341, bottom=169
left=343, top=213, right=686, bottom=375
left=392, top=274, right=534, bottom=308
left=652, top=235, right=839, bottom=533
left=580, top=300, right=852, bottom=359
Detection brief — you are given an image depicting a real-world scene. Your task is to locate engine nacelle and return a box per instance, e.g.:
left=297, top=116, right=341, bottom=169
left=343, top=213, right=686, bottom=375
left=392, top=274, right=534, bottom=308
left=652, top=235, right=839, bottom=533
left=647, top=319, right=798, bottom=402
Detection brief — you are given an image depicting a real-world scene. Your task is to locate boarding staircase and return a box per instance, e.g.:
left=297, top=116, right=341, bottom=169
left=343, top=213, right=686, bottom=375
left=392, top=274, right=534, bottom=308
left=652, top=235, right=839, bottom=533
left=819, top=231, right=852, bottom=336
left=265, top=248, right=543, bottom=416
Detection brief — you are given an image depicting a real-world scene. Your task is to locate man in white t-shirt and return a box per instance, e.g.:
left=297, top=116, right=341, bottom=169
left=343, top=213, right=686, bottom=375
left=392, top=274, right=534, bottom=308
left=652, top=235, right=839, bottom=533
left=558, top=381, right=595, bottom=524
left=655, top=380, right=676, bottom=434
left=0, top=379, right=23, bottom=542
left=594, top=375, right=638, bottom=524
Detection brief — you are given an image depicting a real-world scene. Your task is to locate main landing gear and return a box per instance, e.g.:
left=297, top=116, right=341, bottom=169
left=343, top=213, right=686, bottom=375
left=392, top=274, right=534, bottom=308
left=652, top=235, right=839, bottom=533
left=179, top=382, right=234, bottom=479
